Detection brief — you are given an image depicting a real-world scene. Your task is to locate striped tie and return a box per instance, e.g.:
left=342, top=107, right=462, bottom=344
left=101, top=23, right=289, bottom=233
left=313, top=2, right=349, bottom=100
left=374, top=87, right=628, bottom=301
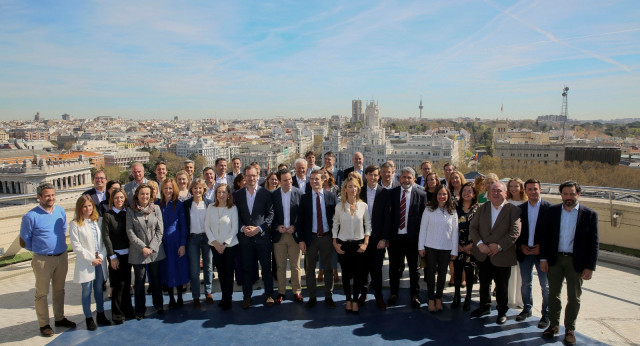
left=316, top=193, right=324, bottom=236
left=399, top=189, right=407, bottom=230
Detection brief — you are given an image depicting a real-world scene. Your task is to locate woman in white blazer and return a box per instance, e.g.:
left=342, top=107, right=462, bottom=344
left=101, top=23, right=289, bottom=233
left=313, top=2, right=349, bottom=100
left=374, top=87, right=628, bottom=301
left=69, top=195, right=109, bottom=331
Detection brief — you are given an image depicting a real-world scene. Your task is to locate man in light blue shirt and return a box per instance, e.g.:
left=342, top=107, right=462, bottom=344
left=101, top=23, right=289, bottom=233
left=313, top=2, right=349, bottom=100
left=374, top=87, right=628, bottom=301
left=20, top=183, right=76, bottom=337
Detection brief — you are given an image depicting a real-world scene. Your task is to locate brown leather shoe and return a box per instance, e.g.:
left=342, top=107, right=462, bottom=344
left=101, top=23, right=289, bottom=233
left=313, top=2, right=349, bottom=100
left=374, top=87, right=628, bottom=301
left=40, top=325, right=54, bottom=337
left=205, top=293, right=214, bottom=304
left=193, top=298, right=200, bottom=308
left=242, top=297, right=251, bottom=309
left=542, top=325, right=560, bottom=339
left=564, top=330, right=576, bottom=345
left=375, top=298, right=387, bottom=311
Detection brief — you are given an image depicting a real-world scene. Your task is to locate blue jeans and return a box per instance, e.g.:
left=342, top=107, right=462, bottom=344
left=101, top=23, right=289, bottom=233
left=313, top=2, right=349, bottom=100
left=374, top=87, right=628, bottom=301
left=187, top=233, right=212, bottom=299
left=81, top=266, right=104, bottom=318
left=519, top=254, right=549, bottom=316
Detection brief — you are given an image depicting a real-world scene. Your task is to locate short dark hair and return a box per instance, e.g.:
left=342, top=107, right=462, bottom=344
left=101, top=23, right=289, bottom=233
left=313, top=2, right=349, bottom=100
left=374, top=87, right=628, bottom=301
left=443, top=162, right=456, bottom=170
left=203, top=166, right=214, bottom=174
left=324, top=151, right=336, bottom=160
left=276, top=169, right=291, bottom=181
left=37, top=183, right=55, bottom=196
left=381, top=162, right=394, bottom=170
left=559, top=180, right=581, bottom=194
left=244, top=165, right=257, bottom=175
left=524, top=178, right=541, bottom=189
left=93, top=170, right=106, bottom=178
left=305, top=151, right=316, bottom=158
left=215, top=158, right=227, bottom=166
left=364, top=165, right=380, bottom=175
left=154, top=161, right=166, bottom=169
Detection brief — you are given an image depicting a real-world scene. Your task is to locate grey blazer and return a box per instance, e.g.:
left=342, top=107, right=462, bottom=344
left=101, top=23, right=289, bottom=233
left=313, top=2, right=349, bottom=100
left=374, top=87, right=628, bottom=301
left=126, top=205, right=166, bottom=264
left=123, top=179, right=148, bottom=207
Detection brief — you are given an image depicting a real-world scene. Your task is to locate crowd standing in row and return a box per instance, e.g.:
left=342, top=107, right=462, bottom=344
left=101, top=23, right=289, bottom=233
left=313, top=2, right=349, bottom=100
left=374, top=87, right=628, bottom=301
left=19, top=152, right=599, bottom=345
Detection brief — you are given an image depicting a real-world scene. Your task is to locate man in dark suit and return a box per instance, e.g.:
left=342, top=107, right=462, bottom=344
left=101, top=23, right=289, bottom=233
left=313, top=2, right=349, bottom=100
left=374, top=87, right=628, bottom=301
left=233, top=165, right=275, bottom=309
left=83, top=170, right=107, bottom=216
left=441, top=162, right=456, bottom=186
left=272, top=169, right=304, bottom=304
left=359, top=165, right=389, bottom=310
left=540, top=181, right=598, bottom=346
left=295, top=169, right=337, bottom=308
left=322, top=151, right=343, bottom=187
left=228, top=157, right=242, bottom=179
left=342, top=151, right=364, bottom=181
left=415, top=160, right=432, bottom=188
left=379, top=162, right=399, bottom=190
left=470, top=181, right=521, bottom=325
left=292, top=158, right=311, bottom=194
left=385, top=167, right=427, bottom=308
left=515, top=178, right=551, bottom=328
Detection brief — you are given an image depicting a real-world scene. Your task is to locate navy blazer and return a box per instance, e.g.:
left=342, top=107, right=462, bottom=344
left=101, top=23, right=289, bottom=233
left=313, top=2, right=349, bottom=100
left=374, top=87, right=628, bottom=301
left=415, top=176, right=427, bottom=188
left=360, top=184, right=389, bottom=242
left=540, top=203, right=599, bottom=273
left=291, top=176, right=312, bottom=194
left=271, top=186, right=302, bottom=243
left=384, top=186, right=427, bottom=241
left=516, top=199, right=552, bottom=262
left=232, top=187, right=274, bottom=244
left=295, top=190, right=337, bottom=246
left=182, top=197, right=210, bottom=234
left=83, top=187, right=105, bottom=215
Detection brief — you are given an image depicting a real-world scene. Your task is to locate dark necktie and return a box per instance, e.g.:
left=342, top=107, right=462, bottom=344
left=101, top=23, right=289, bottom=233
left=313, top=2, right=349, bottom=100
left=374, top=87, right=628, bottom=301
left=316, top=193, right=324, bottom=236
left=399, top=189, right=407, bottom=230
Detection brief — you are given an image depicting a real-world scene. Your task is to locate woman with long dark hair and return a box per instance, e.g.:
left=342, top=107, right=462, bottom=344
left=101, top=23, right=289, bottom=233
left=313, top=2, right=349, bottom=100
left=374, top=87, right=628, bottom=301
left=453, top=182, right=478, bottom=310
left=418, top=185, right=458, bottom=312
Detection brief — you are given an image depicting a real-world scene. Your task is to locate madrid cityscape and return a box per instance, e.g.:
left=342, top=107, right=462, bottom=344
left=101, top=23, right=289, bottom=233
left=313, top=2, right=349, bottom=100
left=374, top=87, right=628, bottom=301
left=1, top=1, right=639, bottom=345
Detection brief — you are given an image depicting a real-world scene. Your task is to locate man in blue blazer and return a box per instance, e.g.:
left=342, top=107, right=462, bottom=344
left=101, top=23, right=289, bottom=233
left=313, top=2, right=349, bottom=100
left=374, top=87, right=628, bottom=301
left=540, top=181, right=599, bottom=346
left=516, top=179, right=551, bottom=328
left=83, top=170, right=107, bottom=216
left=295, top=169, right=337, bottom=308
left=359, top=165, right=390, bottom=310
left=233, top=165, right=275, bottom=309
left=272, top=169, right=304, bottom=304
left=384, top=167, right=427, bottom=308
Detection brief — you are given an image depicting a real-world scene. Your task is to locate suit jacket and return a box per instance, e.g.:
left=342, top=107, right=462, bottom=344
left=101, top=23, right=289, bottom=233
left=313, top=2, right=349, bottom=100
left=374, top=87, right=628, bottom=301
left=384, top=186, right=427, bottom=241
left=182, top=197, right=210, bottom=234
left=470, top=202, right=521, bottom=267
left=271, top=186, right=302, bottom=243
left=360, top=184, right=388, bottom=242
left=232, top=187, right=274, bottom=244
left=295, top=189, right=337, bottom=245
left=516, top=199, right=552, bottom=262
left=415, top=176, right=427, bottom=188
left=124, top=179, right=147, bottom=206
left=292, top=176, right=312, bottom=194
left=540, top=204, right=599, bottom=273
left=125, top=204, right=166, bottom=265
left=69, top=219, right=108, bottom=284
left=83, top=188, right=106, bottom=215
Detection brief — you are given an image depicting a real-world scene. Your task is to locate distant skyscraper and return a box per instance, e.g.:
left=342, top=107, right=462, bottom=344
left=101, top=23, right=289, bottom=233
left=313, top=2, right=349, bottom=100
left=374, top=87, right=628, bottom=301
left=61, top=113, right=72, bottom=121
left=351, top=99, right=363, bottom=123
left=34, top=112, right=40, bottom=121
left=174, top=116, right=179, bottom=121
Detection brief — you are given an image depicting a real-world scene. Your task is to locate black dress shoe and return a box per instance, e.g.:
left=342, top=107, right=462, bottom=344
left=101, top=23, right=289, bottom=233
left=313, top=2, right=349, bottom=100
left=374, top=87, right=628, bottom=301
left=537, top=316, right=550, bottom=329
left=375, top=298, right=387, bottom=311
left=411, top=295, right=421, bottom=308
left=96, top=312, right=111, bottom=326
left=470, top=306, right=491, bottom=318
left=113, top=319, right=124, bottom=325
left=306, top=297, right=317, bottom=309
left=496, top=314, right=507, bottom=325
left=54, top=318, right=76, bottom=328
left=86, top=318, right=97, bottom=331
left=135, top=315, right=145, bottom=321
left=516, top=310, right=532, bottom=322
left=325, top=297, right=336, bottom=308
left=387, top=294, right=398, bottom=306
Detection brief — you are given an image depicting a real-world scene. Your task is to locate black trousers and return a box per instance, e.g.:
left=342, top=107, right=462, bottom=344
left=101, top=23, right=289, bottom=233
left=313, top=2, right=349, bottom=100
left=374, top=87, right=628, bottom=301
left=389, top=234, right=420, bottom=297
left=362, top=242, right=386, bottom=299
left=425, top=247, right=450, bottom=300
left=453, top=258, right=474, bottom=297
left=212, top=245, right=237, bottom=302
left=133, top=261, right=163, bottom=316
left=336, top=239, right=366, bottom=301
left=478, top=257, right=511, bottom=315
left=240, top=236, right=274, bottom=297
left=109, top=253, right=134, bottom=321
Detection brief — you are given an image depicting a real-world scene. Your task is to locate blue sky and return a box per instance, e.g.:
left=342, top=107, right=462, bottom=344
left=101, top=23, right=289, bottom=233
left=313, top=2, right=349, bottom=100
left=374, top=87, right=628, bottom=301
left=1, top=0, right=639, bottom=121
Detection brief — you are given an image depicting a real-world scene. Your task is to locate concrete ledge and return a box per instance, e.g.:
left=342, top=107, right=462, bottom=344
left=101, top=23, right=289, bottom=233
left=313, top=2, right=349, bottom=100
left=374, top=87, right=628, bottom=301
left=598, top=250, right=640, bottom=270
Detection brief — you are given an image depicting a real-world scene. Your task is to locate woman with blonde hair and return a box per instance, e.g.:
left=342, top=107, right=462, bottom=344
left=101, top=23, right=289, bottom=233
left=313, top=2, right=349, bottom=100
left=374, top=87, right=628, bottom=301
left=264, top=172, right=280, bottom=191
left=204, top=183, right=238, bottom=310
left=332, top=176, right=371, bottom=313
left=158, top=178, right=189, bottom=308
left=70, top=195, right=109, bottom=330
left=175, top=170, right=191, bottom=201
left=448, top=171, right=467, bottom=204
left=507, top=178, right=527, bottom=206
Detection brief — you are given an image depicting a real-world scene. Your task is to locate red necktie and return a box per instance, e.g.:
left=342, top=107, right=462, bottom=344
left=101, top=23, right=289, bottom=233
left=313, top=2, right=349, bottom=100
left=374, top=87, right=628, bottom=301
left=399, top=189, right=407, bottom=230
left=316, top=193, right=324, bottom=236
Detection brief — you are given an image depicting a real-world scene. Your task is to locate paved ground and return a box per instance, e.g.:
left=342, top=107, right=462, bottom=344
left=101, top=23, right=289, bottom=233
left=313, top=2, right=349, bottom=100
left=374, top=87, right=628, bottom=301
left=0, top=252, right=638, bottom=345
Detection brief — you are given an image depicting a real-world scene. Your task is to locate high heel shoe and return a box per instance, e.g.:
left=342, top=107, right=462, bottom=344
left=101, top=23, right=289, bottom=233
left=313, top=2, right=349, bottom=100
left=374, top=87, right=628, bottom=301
left=428, top=300, right=436, bottom=313
left=451, top=292, right=461, bottom=308
left=463, top=295, right=471, bottom=311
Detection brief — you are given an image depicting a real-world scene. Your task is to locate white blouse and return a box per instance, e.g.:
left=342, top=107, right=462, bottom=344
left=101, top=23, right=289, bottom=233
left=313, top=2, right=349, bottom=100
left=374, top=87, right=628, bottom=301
left=204, top=205, right=239, bottom=247
left=332, top=201, right=372, bottom=241
left=418, top=207, right=459, bottom=256
left=190, top=200, right=207, bottom=234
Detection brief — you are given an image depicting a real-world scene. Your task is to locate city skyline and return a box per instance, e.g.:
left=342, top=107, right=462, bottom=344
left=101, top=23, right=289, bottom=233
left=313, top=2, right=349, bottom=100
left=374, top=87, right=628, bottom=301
left=1, top=0, right=639, bottom=121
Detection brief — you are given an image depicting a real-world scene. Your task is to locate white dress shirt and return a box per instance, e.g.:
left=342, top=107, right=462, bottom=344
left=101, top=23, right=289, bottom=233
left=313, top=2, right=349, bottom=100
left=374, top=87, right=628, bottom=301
left=190, top=200, right=207, bottom=234
left=418, top=207, right=459, bottom=255
left=366, top=184, right=378, bottom=219
left=526, top=199, right=542, bottom=247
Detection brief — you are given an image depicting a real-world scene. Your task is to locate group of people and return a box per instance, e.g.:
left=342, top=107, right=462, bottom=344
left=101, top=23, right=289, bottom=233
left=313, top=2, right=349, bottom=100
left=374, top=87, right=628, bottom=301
left=19, top=152, right=598, bottom=346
